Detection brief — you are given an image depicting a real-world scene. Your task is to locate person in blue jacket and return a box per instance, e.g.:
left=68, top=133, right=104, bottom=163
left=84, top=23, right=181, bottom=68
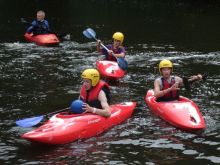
left=26, top=10, right=51, bottom=35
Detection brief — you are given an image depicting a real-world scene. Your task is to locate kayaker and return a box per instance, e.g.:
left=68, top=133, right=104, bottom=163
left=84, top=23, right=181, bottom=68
left=154, top=59, right=203, bottom=102
left=97, top=32, right=128, bottom=71
left=79, top=68, right=111, bottom=117
left=26, top=10, right=51, bottom=35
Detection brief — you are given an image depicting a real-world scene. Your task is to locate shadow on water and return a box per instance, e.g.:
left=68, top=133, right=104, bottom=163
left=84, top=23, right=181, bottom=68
left=0, top=0, right=220, bottom=164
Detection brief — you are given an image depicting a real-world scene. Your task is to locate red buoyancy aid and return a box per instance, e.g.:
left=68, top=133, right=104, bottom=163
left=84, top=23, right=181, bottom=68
left=80, top=80, right=110, bottom=108
left=157, top=77, right=179, bottom=101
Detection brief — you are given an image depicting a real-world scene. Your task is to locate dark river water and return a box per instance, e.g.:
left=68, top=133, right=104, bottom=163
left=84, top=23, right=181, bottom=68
left=0, top=0, right=220, bottom=164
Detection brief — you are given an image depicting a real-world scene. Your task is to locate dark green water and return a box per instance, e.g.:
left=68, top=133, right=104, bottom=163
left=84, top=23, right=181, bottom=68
left=0, top=0, right=219, bottom=164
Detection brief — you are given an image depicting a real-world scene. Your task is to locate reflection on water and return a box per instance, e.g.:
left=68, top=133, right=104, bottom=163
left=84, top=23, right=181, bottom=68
left=0, top=41, right=219, bottom=164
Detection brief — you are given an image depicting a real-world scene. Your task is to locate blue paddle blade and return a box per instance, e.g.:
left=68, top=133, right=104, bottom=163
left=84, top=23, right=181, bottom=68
left=117, top=58, right=128, bottom=71
left=83, top=28, right=96, bottom=39
left=16, top=116, right=44, bottom=127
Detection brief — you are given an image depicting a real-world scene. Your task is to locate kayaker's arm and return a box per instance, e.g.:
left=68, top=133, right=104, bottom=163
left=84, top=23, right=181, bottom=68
left=26, top=21, right=36, bottom=33
left=108, top=46, right=125, bottom=58
left=183, top=74, right=205, bottom=90
left=109, top=51, right=125, bottom=58
left=83, top=90, right=111, bottom=118
left=96, top=90, right=111, bottom=117
left=188, top=74, right=203, bottom=82
left=154, top=79, right=167, bottom=98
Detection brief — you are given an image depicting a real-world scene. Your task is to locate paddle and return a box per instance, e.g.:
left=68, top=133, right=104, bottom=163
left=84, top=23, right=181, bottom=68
left=83, top=28, right=128, bottom=71
left=183, top=73, right=207, bottom=90
left=21, top=18, right=31, bottom=25
left=16, top=107, right=70, bottom=127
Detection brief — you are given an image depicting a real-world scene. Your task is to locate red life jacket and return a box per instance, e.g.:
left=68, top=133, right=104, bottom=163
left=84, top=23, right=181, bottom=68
left=157, top=77, right=179, bottom=102
left=80, top=80, right=110, bottom=108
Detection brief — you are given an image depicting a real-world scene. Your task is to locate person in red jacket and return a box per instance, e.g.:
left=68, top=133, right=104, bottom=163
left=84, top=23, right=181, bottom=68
left=80, top=68, right=111, bottom=117
left=154, top=59, right=203, bottom=102
left=96, top=32, right=128, bottom=71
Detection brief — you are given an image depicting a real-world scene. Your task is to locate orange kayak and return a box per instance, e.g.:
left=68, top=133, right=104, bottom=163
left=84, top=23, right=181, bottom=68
left=24, top=32, right=60, bottom=46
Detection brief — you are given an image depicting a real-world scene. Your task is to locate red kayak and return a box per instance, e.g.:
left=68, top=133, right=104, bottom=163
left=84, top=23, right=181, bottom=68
left=96, top=60, right=126, bottom=80
left=24, top=33, right=60, bottom=46
left=22, top=102, right=136, bottom=145
left=145, top=90, right=206, bottom=131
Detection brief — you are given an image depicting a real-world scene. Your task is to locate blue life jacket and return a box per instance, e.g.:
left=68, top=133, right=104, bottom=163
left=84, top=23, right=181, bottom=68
left=26, top=20, right=50, bottom=35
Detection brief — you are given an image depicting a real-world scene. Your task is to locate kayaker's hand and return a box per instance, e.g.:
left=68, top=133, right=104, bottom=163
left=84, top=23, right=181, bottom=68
left=108, top=50, right=113, bottom=55
left=83, top=103, right=97, bottom=113
left=97, top=40, right=102, bottom=52
left=82, top=103, right=93, bottom=113
left=197, top=74, right=202, bottom=80
left=189, top=74, right=203, bottom=82
left=97, top=40, right=101, bottom=46
left=170, top=82, right=180, bottom=91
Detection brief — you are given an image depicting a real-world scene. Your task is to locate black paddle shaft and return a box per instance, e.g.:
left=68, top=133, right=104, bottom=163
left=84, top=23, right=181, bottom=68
left=45, top=107, right=70, bottom=117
